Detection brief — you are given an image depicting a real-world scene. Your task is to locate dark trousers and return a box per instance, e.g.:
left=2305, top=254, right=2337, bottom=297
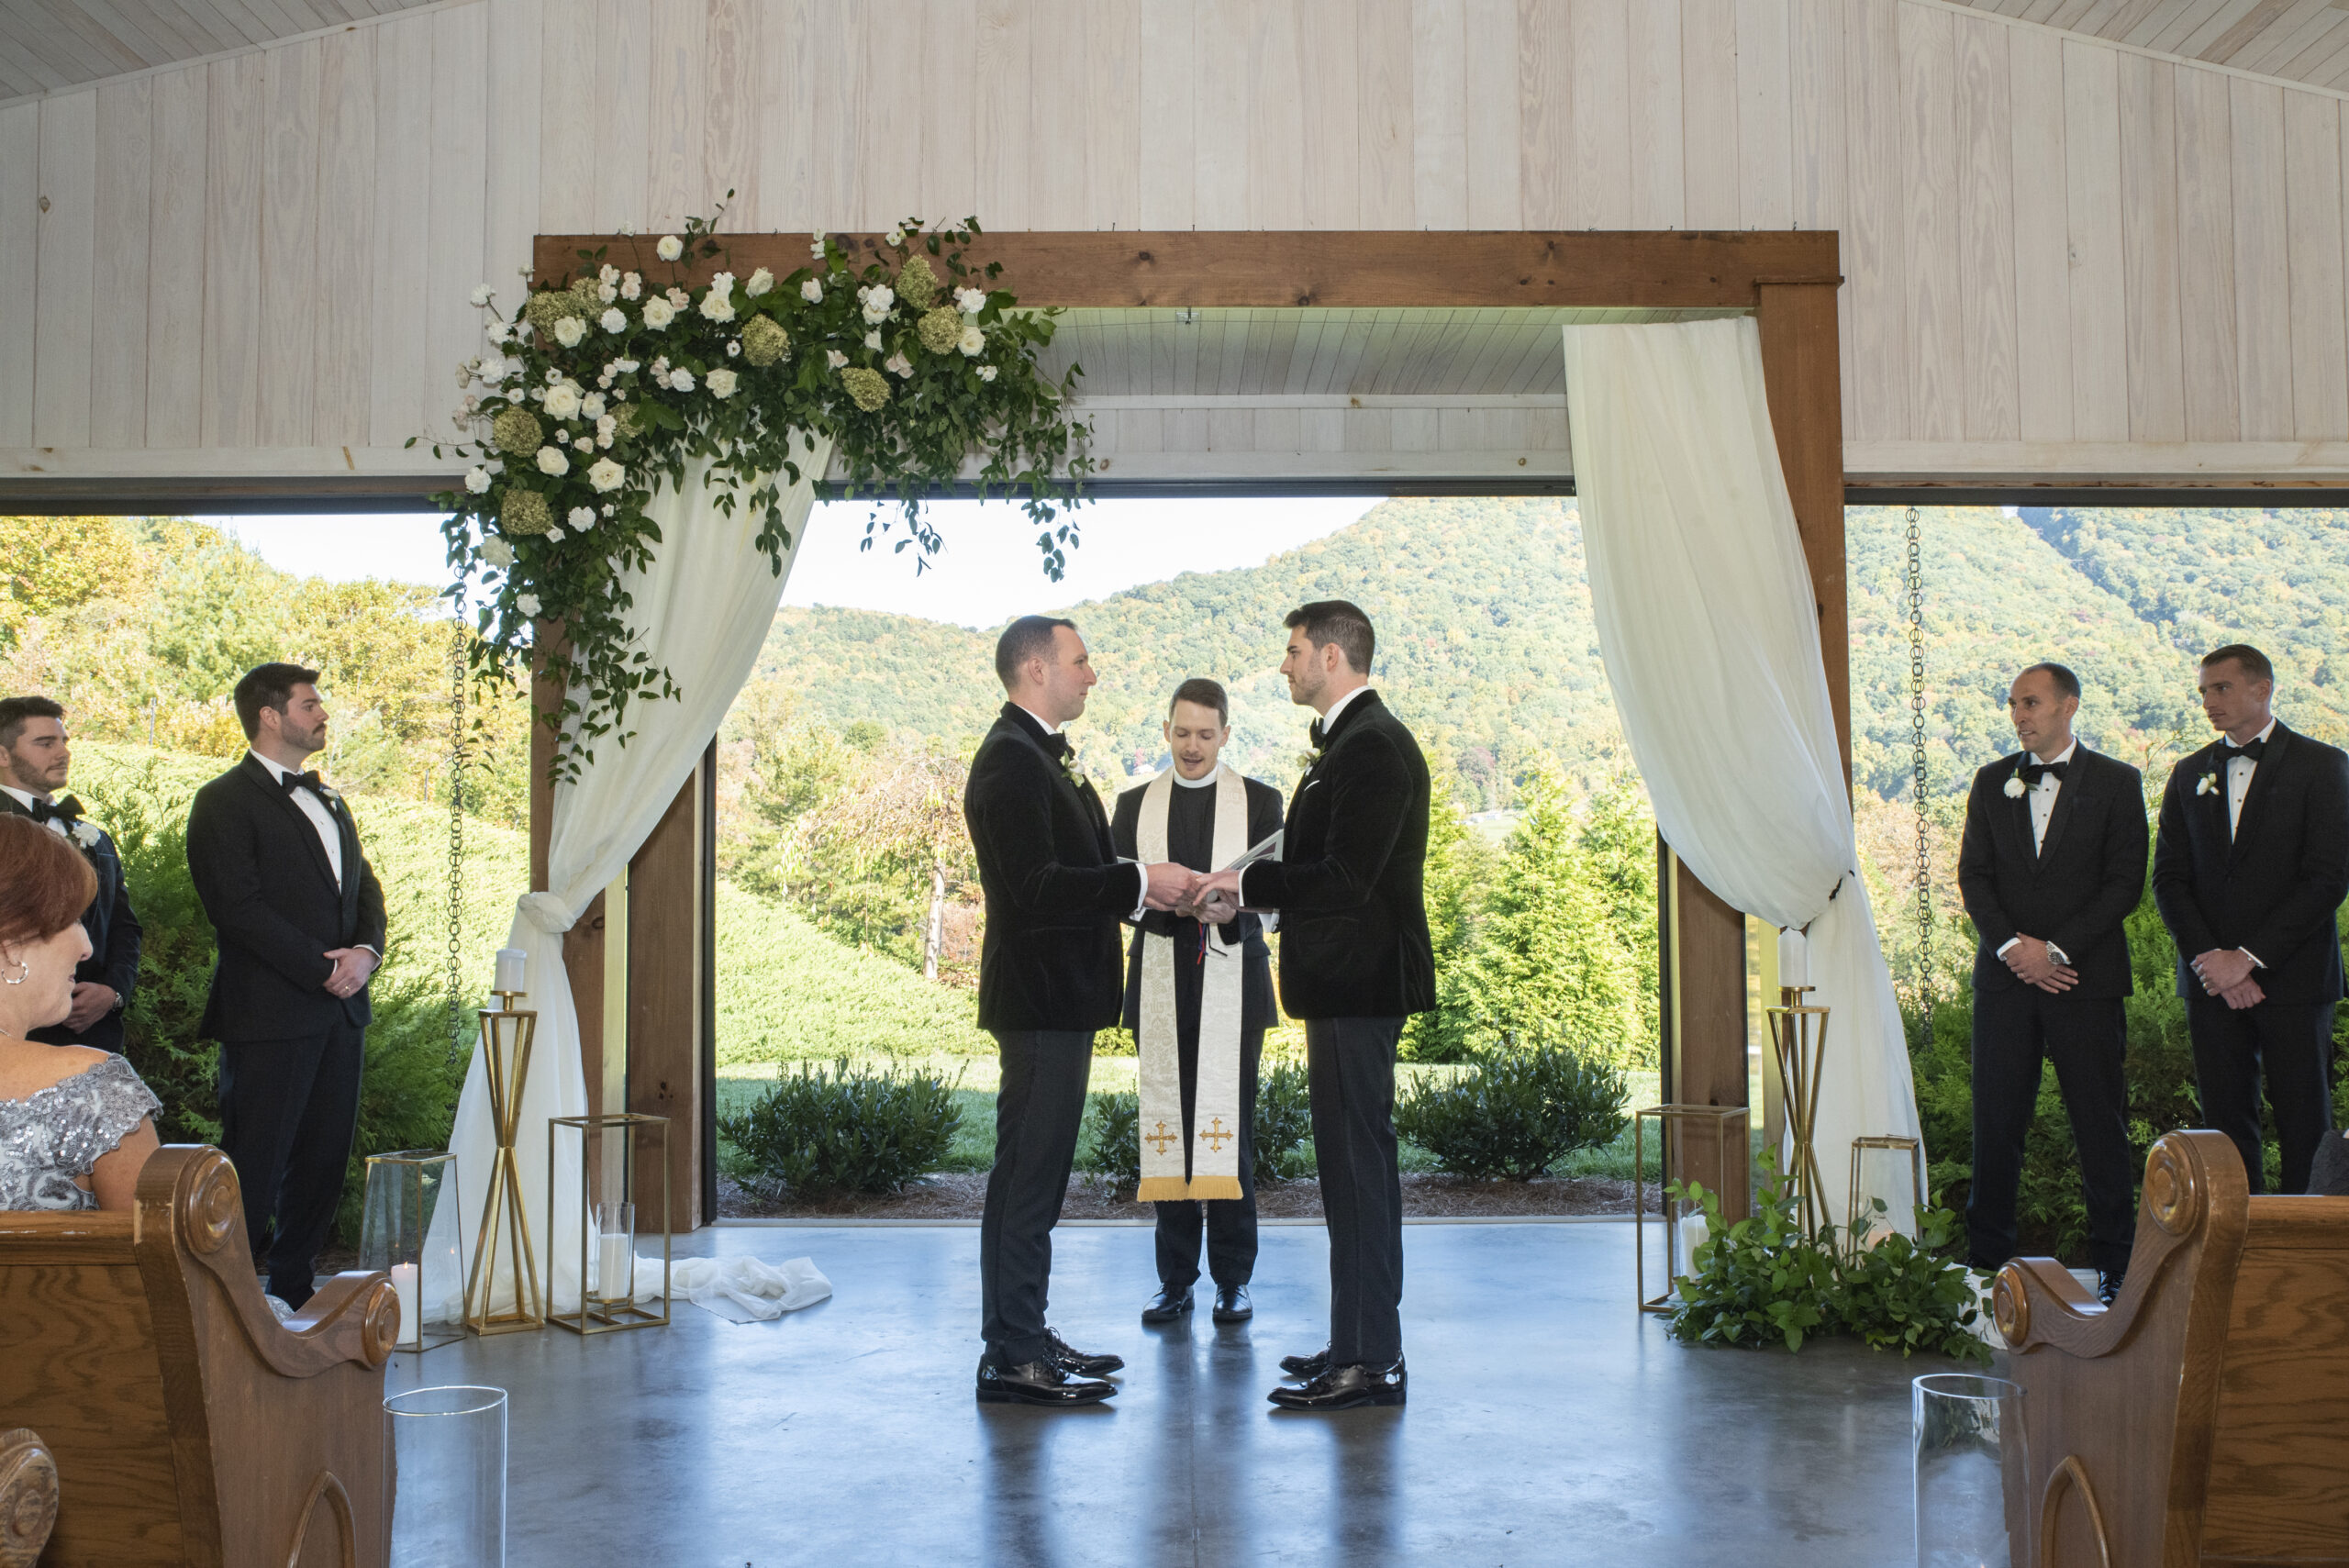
left=2187, top=995, right=2337, bottom=1195
left=1966, top=986, right=2136, bottom=1276
left=1305, top=1017, right=1405, bottom=1366
left=217, top=1019, right=365, bottom=1309
left=981, top=1029, right=1094, bottom=1365
left=1152, top=1025, right=1264, bottom=1291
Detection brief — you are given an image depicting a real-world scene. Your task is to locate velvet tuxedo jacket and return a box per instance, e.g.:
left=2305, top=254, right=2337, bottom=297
left=964, top=704, right=1146, bottom=1033
left=1954, top=745, right=2147, bottom=999
left=185, top=754, right=387, bottom=1043
left=2, top=793, right=143, bottom=1051
left=1243, top=691, right=1434, bottom=1021
left=1110, top=772, right=1284, bottom=1038
left=2153, top=721, right=2349, bottom=1006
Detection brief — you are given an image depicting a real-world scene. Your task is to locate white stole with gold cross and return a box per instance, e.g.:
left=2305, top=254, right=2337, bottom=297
left=1134, top=765, right=1249, bottom=1202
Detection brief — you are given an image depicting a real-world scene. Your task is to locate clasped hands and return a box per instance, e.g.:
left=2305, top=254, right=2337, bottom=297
left=323, top=946, right=379, bottom=1000
left=2191, top=947, right=2263, bottom=1010
left=2002, top=937, right=2077, bottom=995
left=1141, top=863, right=1248, bottom=925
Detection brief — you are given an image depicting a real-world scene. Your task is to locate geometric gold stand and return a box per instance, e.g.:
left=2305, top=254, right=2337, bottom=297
left=547, top=1112, right=672, bottom=1336
left=1847, top=1134, right=1925, bottom=1250
left=1632, top=1102, right=1751, bottom=1314
left=462, top=988, right=545, bottom=1335
left=1764, top=984, right=1831, bottom=1237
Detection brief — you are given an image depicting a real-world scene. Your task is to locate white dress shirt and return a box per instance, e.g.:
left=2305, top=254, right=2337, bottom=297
left=252, top=751, right=343, bottom=888
left=2224, top=717, right=2277, bottom=839
left=1993, top=740, right=2076, bottom=963
left=0, top=785, right=66, bottom=839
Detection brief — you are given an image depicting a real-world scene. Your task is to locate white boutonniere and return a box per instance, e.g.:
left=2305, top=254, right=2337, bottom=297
left=2196, top=772, right=2219, bottom=797
left=1058, top=751, right=1087, bottom=791
left=69, top=819, right=101, bottom=850
left=2003, top=772, right=2027, bottom=799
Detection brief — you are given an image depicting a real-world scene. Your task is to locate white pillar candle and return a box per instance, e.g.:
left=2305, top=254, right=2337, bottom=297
left=494, top=947, right=528, bottom=994
left=389, top=1262, right=419, bottom=1347
left=599, top=1232, right=632, bottom=1302
left=1777, top=928, right=1808, bottom=989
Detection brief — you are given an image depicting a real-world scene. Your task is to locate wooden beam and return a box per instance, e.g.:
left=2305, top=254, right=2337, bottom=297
left=628, top=762, right=703, bottom=1233
left=1757, top=280, right=1853, bottom=785
left=1667, top=853, right=1752, bottom=1221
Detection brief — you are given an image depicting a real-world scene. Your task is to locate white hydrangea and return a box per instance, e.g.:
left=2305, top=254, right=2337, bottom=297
left=669, top=368, right=696, bottom=392
left=588, top=457, right=626, bottom=492
left=746, top=267, right=774, bottom=297
left=516, top=592, right=541, bottom=617
left=859, top=284, right=896, bottom=324
left=470, top=284, right=495, bottom=307
left=825, top=349, right=849, bottom=369
left=800, top=278, right=823, bottom=304
left=955, top=287, right=986, bottom=314
left=640, top=296, right=676, bottom=329
left=481, top=536, right=515, bottom=568
left=552, top=317, right=586, bottom=348
left=536, top=445, right=570, bottom=475
left=706, top=367, right=739, bottom=398
left=959, top=324, right=985, bottom=356
left=978, top=364, right=997, bottom=382
left=464, top=466, right=492, bottom=494
left=568, top=506, right=596, bottom=528
left=884, top=350, right=913, bottom=379
left=543, top=383, right=582, bottom=419
left=656, top=234, right=685, bottom=261
left=698, top=276, right=737, bottom=323
left=620, top=272, right=642, bottom=300
left=581, top=391, right=607, bottom=420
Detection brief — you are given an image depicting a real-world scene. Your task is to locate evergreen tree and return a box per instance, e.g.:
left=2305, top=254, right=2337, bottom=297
left=1399, top=766, right=1493, bottom=1062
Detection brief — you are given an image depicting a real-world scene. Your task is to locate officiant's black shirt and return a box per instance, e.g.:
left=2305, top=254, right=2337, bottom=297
left=1111, top=773, right=1284, bottom=1037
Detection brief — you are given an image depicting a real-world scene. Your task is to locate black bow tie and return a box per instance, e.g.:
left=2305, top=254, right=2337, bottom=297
left=283, top=770, right=327, bottom=798
left=29, top=795, right=82, bottom=823
left=2019, top=760, right=2067, bottom=786
left=2225, top=737, right=2268, bottom=762
left=1041, top=732, right=1071, bottom=761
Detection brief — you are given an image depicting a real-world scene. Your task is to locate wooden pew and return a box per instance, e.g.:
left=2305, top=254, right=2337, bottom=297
left=0, top=1428, right=59, bottom=1567
left=1996, top=1128, right=2349, bottom=1567
left=0, top=1145, right=398, bottom=1568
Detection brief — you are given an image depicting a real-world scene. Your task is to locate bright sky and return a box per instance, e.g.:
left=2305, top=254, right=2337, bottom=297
left=217, top=495, right=1373, bottom=627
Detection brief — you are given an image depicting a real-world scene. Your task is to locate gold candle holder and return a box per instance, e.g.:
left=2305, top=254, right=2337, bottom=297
left=1765, top=984, right=1831, bottom=1236
left=1632, top=1102, right=1751, bottom=1314
left=547, top=1112, right=672, bottom=1335
left=1847, top=1134, right=1926, bottom=1252
left=463, top=987, right=545, bottom=1334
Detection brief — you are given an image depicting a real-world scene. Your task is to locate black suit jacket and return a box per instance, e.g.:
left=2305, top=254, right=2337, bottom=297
left=964, top=705, right=1145, bottom=1033
left=3, top=794, right=142, bottom=1051
left=1110, top=773, right=1284, bottom=1037
left=1241, top=692, right=1435, bottom=1020
left=185, top=755, right=388, bottom=1043
left=2153, top=722, right=2349, bottom=1005
left=1955, top=746, right=2147, bottom=999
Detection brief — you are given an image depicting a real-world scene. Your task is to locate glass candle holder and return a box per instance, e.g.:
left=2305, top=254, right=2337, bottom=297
left=595, top=1201, right=635, bottom=1305
left=384, top=1385, right=507, bottom=1568
left=1914, top=1373, right=2028, bottom=1568
left=360, top=1151, right=466, bottom=1352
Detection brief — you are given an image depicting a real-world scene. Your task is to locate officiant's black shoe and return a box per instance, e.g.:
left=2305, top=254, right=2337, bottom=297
left=1268, top=1358, right=1407, bottom=1411
left=1141, top=1285, right=1193, bottom=1324
left=2097, top=1270, right=2126, bottom=1307
left=1046, top=1328, right=1124, bottom=1377
left=1212, top=1285, right=1252, bottom=1323
left=1279, top=1345, right=1330, bottom=1379
left=976, top=1354, right=1116, bottom=1407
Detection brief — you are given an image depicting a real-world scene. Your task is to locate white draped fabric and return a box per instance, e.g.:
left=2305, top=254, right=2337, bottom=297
left=441, top=436, right=833, bottom=1315
left=1558, top=317, right=1921, bottom=1226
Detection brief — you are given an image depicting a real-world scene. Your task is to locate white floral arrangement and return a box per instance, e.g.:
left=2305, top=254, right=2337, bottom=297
left=2196, top=772, right=2219, bottom=796
left=418, top=208, right=1092, bottom=779
left=69, top=819, right=101, bottom=850
left=2003, top=773, right=2027, bottom=798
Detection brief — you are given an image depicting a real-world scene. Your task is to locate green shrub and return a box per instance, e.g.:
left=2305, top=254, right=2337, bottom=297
left=1085, top=1091, right=1141, bottom=1188
left=1252, top=1057, right=1312, bottom=1184
left=1393, top=1044, right=1627, bottom=1180
left=718, top=1056, right=963, bottom=1194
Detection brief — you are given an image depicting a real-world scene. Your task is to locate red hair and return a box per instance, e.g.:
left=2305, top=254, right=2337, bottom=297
left=0, top=816, right=96, bottom=951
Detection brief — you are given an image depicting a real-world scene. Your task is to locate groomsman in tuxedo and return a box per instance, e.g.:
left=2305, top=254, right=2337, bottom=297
left=1110, top=678, right=1284, bottom=1328
left=185, top=664, right=385, bottom=1309
left=0, top=697, right=140, bottom=1051
left=1194, top=600, right=1432, bottom=1411
left=2154, top=643, right=2349, bottom=1195
left=963, top=616, right=1198, bottom=1406
left=1955, top=663, right=2146, bottom=1302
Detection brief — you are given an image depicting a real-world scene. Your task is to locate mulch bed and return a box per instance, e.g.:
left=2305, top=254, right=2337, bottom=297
left=717, top=1172, right=1639, bottom=1221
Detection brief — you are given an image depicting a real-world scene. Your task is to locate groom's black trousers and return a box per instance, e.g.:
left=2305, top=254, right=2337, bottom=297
left=981, top=1029, right=1094, bottom=1365
left=217, top=1019, right=366, bottom=1309
left=1307, top=1016, right=1405, bottom=1366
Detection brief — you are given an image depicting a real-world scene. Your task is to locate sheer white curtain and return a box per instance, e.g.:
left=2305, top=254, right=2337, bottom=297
left=1559, top=317, right=1921, bottom=1226
left=440, top=435, right=833, bottom=1315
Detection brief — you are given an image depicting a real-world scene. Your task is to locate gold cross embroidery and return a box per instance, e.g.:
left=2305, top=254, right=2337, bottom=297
left=1199, top=1118, right=1233, bottom=1152
left=1144, top=1120, right=1180, bottom=1156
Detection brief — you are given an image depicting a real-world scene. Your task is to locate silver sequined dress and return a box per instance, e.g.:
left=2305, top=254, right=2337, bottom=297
left=0, top=1053, right=161, bottom=1212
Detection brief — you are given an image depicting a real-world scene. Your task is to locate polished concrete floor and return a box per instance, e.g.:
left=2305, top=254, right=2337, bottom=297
left=386, top=1221, right=1976, bottom=1567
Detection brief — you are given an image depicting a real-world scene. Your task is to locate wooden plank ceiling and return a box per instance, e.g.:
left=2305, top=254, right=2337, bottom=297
left=0, top=0, right=436, bottom=99
left=1947, top=0, right=2349, bottom=90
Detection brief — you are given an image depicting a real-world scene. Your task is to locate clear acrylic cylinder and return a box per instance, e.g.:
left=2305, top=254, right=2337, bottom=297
left=384, top=1385, right=507, bottom=1568
left=1914, top=1373, right=2029, bottom=1568
left=360, top=1150, right=466, bottom=1353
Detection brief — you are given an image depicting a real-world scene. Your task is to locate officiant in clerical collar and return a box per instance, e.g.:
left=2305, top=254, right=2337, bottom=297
left=1109, top=678, right=1286, bottom=1329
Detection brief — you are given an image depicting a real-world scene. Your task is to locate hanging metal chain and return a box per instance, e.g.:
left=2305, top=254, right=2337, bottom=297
left=446, top=628, right=469, bottom=1065
left=1907, top=506, right=1933, bottom=1042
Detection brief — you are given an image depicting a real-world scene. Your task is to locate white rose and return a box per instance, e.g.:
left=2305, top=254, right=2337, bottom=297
left=600, top=307, right=627, bottom=333
left=464, top=466, right=492, bottom=494
left=2003, top=775, right=2027, bottom=798
left=620, top=272, right=642, bottom=300
left=860, top=284, right=895, bottom=323
left=485, top=323, right=512, bottom=345
left=600, top=263, right=619, bottom=284
left=640, top=296, right=675, bottom=329
left=568, top=506, right=596, bottom=528
left=581, top=392, right=607, bottom=420
left=596, top=413, right=616, bottom=436
left=707, top=367, right=740, bottom=397
left=959, top=324, right=985, bottom=356
left=544, top=383, right=582, bottom=419
left=746, top=267, right=774, bottom=296
left=72, top=820, right=100, bottom=848
left=955, top=287, right=986, bottom=314
left=826, top=349, right=849, bottom=369
left=573, top=436, right=593, bottom=451
left=553, top=316, right=585, bottom=348
left=545, top=368, right=563, bottom=384
left=884, top=350, right=913, bottom=379
left=978, top=364, right=997, bottom=382
left=698, top=288, right=736, bottom=324
left=481, top=537, right=515, bottom=568
left=667, top=286, right=689, bottom=306
left=546, top=527, right=564, bottom=542
left=479, top=357, right=508, bottom=384
left=669, top=368, right=696, bottom=392
left=864, top=330, right=882, bottom=350
left=536, top=445, right=570, bottom=475
left=597, top=432, right=613, bottom=449
left=597, top=283, right=618, bottom=304
left=810, top=240, right=826, bottom=260
left=470, top=284, right=495, bottom=306
left=727, top=340, right=740, bottom=357
left=516, top=592, right=541, bottom=617
left=616, top=358, right=640, bottom=373
left=656, top=234, right=684, bottom=261
left=588, top=457, right=626, bottom=492
left=800, top=278, right=823, bottom=304
left=886, top=226, right=906, bottom=245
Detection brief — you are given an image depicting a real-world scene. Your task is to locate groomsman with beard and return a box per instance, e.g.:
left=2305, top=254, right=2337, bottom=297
left=963, top=616, right=1199, bottom=1406
left=1194, top=600, right=1432, bottom=1411
left=0, top=697, right=141, bottom=1051
left=2154, top=644, right=2349, bottom=1195
left=1110, top=678, right=1284, bottom=1329
left=1954, top=663, right=2146, bottom=1303
left=185, top=664, right=385, bottom=1309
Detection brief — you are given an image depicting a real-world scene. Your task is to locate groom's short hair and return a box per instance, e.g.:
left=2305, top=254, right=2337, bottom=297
left=234, top=662, right=321, bottom=740
left=2203, top=643, right=2274, bottom=684
left=1169, top=678, right=1229, bottom=724
left=0, top=695, right=63, bottom=751
left=995, top=616, right=1076, bottom=690
left=2017, top=662, right=2080, bottom=701
left=1285, top=600, right=1375, bottom=674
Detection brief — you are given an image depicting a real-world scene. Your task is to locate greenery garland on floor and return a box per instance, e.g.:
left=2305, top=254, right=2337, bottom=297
left=416, top=209, right=1093, bottom=777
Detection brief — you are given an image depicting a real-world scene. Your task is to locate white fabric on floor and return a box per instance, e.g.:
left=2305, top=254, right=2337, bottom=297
left=672, top=1254, right=834, bottom=1322
left=440, top=436, right=833, bottom=1317
left=1560, top=317, right=1921, bottom=1228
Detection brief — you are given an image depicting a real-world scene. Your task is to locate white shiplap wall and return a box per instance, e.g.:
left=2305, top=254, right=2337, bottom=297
left=6, top=0, right=2349, bottom=490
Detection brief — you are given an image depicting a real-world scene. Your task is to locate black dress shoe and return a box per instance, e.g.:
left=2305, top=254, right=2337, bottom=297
left=1212, top=1285, right=1252, bottom=1323
left=2097, top=1270, right=2125, bottom=1307
left=1141, top=1285, right=1193, bottom=1324
left=1046, top=1328, right=1124, bottom=1377
left=1280, top=1345, right=1330, bottom=1379
left=1268, top=1358, right=1407, bottom=1411
left=976, top=1354, right=1116, bottom=1406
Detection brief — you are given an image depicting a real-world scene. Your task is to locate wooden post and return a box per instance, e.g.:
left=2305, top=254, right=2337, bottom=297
left=628, top=762, right=705, bottom=1232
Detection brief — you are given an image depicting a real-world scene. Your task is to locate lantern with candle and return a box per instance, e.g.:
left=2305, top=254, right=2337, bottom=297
left=359, top=1149, right=466, bottom=1352
left=547, top=1111, right=672, bottom=1335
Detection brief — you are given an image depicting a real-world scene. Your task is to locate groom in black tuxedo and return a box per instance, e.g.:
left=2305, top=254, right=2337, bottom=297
left=0, top=697, right=141, bottom=1051
left=1955, top=663, right=2146, bottom=1300
left=1196, top=600, right=1432, bottom=1411
left=963, top=616, right=1197, bottom=1406
left=2154, top=643, right=2349, bottom=1195
left=185, top=663, right=385, bottom=1308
